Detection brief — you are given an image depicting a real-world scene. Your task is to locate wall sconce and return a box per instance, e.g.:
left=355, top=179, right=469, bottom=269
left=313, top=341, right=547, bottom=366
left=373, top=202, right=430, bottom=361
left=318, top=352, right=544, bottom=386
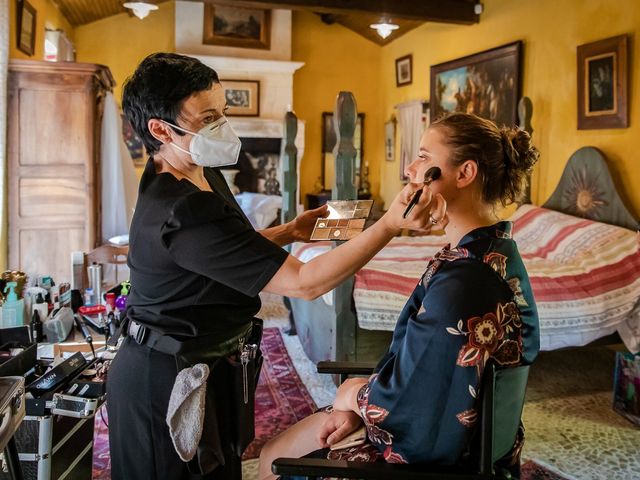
left=369, top=19, right=399, bottom=39
left=123, top=2, right=159, bottom=20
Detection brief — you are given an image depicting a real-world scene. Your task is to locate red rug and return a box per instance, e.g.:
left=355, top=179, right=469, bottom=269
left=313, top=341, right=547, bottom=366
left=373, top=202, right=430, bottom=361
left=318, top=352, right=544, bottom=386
left=243, top=327, right=317, bottom=459
left=92, top=327, right=317, bottom=478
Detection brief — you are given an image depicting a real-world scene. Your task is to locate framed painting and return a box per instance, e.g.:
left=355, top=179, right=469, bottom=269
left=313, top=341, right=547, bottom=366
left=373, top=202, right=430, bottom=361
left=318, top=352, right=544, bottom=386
left=395, top=54, right=413, bottom=87
left=221, top=79, right=260, bottom=117
left=17, top=0, right=37, bottom=56
left=122, top=115, right=145, bottom=167
left=203, top=4, right=271, bottom=50
left=577, top=35, right=628, bottom=130
left=430, top=41, right=522, bottom=127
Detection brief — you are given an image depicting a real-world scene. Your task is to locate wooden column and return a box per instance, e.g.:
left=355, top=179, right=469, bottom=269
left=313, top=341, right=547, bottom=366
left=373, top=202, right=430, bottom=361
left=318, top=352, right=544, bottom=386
left=281, top=110, right=298, bottom=225
left=332, top=91, right=357, bottom=201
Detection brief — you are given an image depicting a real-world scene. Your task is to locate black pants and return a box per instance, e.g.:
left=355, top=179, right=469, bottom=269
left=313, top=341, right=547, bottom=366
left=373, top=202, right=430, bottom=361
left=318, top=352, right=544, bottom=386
left=107, top=337, right=242, bottom=480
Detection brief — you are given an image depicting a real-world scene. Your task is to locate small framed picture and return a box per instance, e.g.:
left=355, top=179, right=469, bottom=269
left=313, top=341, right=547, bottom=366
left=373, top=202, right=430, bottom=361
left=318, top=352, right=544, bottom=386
left=203, top=4, right=271, bottom=50
left=17, top=0, right=37, bottom=56
left=221, top=79, right=260, bottom=117
left=577, top=35, right=628, bottom=130
left=395, top=54, right=413, bottom=87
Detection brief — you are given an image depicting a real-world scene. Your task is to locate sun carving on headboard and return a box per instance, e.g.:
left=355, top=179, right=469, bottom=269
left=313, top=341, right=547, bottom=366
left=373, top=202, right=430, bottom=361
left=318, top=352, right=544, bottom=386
left=562, top=167, right=608, bottom=219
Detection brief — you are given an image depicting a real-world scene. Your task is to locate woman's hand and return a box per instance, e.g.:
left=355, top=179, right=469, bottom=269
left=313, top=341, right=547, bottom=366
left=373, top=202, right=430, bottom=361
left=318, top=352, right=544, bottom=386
left=261, top=204, right=328, bottom=246
left=333, top=377, right=368, bottom=413
left=290, top=205, right=328, bottom=242
left=381, top=183, right=448, bottom=234
left=317, top=410, right=363, bottom=448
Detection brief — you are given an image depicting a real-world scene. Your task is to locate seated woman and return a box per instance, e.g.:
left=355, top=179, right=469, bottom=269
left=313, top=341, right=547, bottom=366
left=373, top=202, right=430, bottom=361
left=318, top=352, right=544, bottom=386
left=259, top=112, right=541, bottom=479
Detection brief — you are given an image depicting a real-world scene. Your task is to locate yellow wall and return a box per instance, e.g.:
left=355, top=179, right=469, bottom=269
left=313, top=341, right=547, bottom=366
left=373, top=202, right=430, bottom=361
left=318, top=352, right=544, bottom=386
left=8, top=0, right=639, bottom=217
left=292, top=11, right=383, bottom=206
left=378, top=0, right=640, bottom=216
left=9, top=0, right=74, bottom=60
left=74, top=1, right=175, bottom=104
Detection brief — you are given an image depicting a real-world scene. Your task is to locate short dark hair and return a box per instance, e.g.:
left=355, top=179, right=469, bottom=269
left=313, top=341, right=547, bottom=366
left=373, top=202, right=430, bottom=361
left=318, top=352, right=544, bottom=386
left=432, top=112, right=540, bottom=207
left=122, top=53, right=219, bottom=156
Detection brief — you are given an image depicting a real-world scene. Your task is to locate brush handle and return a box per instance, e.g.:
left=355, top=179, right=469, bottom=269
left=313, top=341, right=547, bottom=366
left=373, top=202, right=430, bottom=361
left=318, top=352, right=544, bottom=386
left=402, top=190, right=423, bottom=219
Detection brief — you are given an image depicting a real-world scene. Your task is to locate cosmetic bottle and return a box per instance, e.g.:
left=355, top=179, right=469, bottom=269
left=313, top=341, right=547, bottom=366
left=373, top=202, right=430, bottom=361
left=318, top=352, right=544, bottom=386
left=115, top=282, right=130, bottom=311
left=30, top=310, right=44, bottom=343
left=2, top=282, right=24, bottom=327
left=84, top=287, right=95, bottom=306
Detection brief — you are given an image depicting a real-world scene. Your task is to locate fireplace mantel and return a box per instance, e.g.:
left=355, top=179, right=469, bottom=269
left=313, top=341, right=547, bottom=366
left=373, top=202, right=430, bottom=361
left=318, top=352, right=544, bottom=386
left=189, top=54, right=304, bottom=76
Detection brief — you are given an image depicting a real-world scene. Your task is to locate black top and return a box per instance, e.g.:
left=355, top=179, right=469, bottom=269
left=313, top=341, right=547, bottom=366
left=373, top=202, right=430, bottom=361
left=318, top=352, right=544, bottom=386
left=126, top=159, right=288, bottom=339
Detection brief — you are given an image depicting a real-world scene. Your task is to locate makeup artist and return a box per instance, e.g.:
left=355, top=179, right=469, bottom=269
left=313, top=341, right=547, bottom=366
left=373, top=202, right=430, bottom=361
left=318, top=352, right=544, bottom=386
left=107, top=53, right=446, bottom=480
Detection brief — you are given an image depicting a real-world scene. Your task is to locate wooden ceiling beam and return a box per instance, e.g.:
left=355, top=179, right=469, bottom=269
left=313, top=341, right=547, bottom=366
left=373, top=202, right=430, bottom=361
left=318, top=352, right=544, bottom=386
left=201, top=0, right=479, bottom=25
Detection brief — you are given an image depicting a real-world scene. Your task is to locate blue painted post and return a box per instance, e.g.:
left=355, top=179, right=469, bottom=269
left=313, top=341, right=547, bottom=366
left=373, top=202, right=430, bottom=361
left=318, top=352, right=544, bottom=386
left=332, top=92, right=357, bottom=201
left=281, top=110, right=298, bottom=225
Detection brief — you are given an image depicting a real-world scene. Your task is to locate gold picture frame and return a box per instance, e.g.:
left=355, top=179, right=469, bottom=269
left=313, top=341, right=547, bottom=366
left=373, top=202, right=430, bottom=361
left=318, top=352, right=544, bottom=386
left=222, top=79, right=260, bottom=117
left=577, top=34, right=628, bottom=130
left=203, top=4, right=271, bottom=50
left=430, top=41, right=522, bottom=127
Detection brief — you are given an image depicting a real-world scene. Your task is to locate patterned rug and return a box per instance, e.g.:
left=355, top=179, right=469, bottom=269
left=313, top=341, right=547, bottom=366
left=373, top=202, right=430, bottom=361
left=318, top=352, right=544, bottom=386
left=243, top=327, right=317, bottom=459
left=91, top=327, right=316, bottom=478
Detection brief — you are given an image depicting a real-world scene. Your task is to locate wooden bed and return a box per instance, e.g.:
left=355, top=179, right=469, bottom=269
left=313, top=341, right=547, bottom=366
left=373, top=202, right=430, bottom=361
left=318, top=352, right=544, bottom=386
left=284, top=101, right=640, bottom=364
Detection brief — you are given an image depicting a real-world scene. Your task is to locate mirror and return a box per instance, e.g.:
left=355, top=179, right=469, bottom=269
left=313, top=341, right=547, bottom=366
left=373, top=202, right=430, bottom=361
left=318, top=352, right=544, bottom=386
left=321, top=112, right=364, bottom=192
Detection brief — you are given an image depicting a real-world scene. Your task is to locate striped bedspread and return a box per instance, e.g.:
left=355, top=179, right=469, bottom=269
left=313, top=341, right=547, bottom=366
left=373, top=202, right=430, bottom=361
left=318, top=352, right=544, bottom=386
left=293, top=205, right=640, bottom=352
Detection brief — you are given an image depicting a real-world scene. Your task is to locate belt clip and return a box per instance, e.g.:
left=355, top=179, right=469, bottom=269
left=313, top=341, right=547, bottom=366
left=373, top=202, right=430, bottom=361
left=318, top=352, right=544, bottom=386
left=132, top=322, right=147, bottom=345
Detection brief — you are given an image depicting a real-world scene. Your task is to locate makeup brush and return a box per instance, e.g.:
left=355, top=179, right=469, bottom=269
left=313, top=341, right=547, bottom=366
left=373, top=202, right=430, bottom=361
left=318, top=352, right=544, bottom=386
left=402, top=166, right=442, bottom=219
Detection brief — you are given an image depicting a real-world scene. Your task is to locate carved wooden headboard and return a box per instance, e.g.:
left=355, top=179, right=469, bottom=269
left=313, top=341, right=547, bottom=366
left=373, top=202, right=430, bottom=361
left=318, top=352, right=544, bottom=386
left=542, top=147, right=638, bottom=230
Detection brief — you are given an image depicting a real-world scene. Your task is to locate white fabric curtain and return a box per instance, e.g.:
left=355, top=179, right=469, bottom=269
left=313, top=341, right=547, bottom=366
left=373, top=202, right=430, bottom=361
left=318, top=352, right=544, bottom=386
left=101, top=92, right=138, bottom=242
left=0, top=0, right=8, bottom=268
left=396, top=100, right=427, bottom=181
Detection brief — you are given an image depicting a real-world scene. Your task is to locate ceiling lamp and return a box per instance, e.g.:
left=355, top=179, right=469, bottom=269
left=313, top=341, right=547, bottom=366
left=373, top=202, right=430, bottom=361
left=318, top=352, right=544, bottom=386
left=369, top=20, right=399, bottom=39
left=123, top=2, right=159, bottom=20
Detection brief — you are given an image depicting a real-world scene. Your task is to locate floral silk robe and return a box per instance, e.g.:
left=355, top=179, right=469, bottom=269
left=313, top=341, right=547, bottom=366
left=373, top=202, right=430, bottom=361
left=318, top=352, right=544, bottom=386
left=342, top=222, right=540, bottom=466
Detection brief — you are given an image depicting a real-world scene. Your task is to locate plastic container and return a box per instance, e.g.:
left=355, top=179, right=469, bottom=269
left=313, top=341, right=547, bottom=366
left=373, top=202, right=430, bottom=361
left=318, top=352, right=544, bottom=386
left=84, top=288, right=95, bottom=306
left=2, top=282, right=25, bottom=327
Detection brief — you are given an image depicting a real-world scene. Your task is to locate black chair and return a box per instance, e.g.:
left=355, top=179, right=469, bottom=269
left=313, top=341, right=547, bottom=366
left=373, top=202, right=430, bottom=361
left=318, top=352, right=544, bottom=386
left=272, top=360, right=530, bottom=480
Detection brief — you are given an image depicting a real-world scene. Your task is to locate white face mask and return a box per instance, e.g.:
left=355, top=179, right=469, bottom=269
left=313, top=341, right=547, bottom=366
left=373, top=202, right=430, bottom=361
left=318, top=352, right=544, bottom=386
left=163, top=116, right=242, bottom=168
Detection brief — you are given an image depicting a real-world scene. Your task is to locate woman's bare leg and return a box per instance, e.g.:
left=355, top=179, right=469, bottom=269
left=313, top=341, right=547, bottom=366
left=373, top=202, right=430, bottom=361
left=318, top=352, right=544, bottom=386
left=258, top=411, right=329, bottom=480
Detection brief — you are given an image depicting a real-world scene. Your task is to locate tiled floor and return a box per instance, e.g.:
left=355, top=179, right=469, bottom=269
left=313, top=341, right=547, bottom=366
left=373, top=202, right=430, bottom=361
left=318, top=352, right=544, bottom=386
left=522, top=346, right=640, bottom=480
left=247, top=294, right=640, bottom=480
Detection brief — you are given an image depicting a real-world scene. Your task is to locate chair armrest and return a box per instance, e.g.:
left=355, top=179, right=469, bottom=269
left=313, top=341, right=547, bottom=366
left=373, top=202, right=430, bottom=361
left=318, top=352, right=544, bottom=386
left=316, top=361, right=377, bottom=375
left=272, top=457, right=481, bottom=480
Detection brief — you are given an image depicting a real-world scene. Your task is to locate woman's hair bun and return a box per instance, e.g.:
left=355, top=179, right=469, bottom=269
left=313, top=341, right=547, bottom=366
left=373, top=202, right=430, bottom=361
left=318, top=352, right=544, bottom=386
left=498, top=127, right=540, bottom=205
left=500, top=128, right=539, bottom=174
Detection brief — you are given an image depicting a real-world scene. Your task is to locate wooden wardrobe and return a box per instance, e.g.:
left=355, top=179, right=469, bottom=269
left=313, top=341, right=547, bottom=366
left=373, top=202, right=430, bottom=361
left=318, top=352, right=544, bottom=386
left=7, top=60, right=115, bottom=283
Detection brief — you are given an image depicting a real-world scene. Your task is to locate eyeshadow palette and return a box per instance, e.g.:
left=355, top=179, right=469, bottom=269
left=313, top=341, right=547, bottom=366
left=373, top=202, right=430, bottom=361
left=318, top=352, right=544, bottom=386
left=310, top=200, right=373, bottom=241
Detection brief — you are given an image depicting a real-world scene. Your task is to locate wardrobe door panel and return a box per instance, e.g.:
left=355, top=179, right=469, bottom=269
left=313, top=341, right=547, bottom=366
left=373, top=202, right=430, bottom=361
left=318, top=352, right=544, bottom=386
left=19, top=229, right=85, bottom=283
left=19, top=178, right=86, bottom=217
left=19, top=89, right=89, bottom=166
